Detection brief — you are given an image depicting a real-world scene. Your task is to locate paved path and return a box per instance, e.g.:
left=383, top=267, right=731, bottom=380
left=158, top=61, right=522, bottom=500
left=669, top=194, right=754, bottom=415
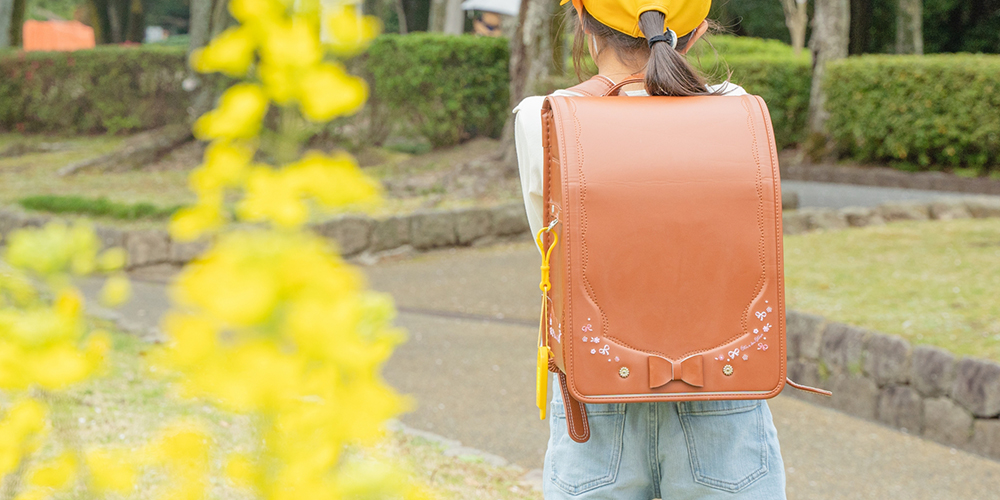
left=782, top=180, right=996, bottom=209
left=92, top=241, right=1000, bottom=499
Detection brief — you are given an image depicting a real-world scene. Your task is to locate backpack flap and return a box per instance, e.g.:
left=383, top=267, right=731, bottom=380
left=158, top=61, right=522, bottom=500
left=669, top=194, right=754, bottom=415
left=541, top=94, right=787, bottom=404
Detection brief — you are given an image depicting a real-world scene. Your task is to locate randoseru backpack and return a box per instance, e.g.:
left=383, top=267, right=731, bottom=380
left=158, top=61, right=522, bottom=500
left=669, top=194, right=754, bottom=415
left=534, top=76, right=830, bottom=443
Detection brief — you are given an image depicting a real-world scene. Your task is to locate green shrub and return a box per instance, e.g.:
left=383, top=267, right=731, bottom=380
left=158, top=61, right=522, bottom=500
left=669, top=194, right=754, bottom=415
left=364, top=34, right=510, bottom=148
left=722, top=55, right=812, bottom=150
left=825, top=55, right=1000, bottom=171
left=0, top=46, right=191, bottom=134
left=18, top=195, right=182, bottom=220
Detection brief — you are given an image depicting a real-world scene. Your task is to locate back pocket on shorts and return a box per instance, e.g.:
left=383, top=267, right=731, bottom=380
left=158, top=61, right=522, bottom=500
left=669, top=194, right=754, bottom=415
left=548, top=401, right=626, bottom=496
left=677, top=400, right=768, bottom=493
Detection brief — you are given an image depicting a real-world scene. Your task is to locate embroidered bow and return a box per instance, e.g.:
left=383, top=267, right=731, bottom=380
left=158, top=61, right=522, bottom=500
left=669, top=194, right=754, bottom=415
left=648, top=355, right=704, bottom=388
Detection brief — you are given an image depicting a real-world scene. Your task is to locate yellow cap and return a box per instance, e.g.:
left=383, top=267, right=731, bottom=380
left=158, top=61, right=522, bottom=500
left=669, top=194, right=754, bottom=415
left=561, top=0, right=711, bottom=39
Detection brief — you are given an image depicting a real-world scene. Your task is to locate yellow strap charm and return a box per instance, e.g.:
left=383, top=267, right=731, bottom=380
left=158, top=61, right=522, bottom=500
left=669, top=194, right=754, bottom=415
left=535, top=224, right=558, bottom=420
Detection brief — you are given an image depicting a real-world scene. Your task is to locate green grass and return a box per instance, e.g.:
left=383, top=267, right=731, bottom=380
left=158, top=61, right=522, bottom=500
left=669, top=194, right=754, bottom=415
left=18, top=195, right=182, bottom=220
left=17, top=327, right=537, bottom=499
left=784, top=218, right=1000, bottom=361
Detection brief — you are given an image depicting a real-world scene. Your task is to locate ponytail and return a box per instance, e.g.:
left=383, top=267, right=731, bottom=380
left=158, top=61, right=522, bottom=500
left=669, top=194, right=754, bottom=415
left=570, top=6, right=714, bottom=97
left=637, top=11, right=708, bottom=96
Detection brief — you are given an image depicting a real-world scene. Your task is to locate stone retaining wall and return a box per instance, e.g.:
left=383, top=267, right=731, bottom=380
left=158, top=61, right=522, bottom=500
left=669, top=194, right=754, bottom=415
left=784, top=309, right=1000, bottom=461
left=781, top=197, right=1000, bottom=235
left=2, top=196, right=1000, bottom=269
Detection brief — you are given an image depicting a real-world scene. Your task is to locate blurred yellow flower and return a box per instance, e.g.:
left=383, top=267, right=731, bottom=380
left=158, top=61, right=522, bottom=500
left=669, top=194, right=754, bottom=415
left=0, top=399, right=47, bottom=477
left=260, top=19, right=321, bottom=68
left=85, top=448, right=138, bottom=493
left=237, top=165, right=310, bottom=227
left=170, top=199, right=225, bottom=242
left=100, top=273, right=132, bottom=307
left=190, top=26, right=258, bottom=77
left=194, top=84, right=270, bottom=140
left=4, top=221, right=99, bottom=277
left=287, top=151, right=380, bottom=207
left=190, top=141, right=255, bottom=194
left=26, top=451, right=77, bottom=489
left=297, top=63, right=368, bottom=121
left=97, top=247, right=128, bottom=272
left=324, top=5, right=381, bottom=56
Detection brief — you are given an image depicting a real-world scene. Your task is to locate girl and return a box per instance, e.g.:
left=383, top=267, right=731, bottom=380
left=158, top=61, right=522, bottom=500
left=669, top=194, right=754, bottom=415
left=512, top=1, right=787, bottom=498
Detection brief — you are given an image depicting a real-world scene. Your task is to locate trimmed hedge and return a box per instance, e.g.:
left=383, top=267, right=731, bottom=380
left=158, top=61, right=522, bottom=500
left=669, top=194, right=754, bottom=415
left=0, top=46, right=190, bottom=134
left=365, top=34, right=510, bottom=147
left=825, top=55, right=1000, bottom=171
left=722, top=55, right=811, bottom=150
left=18, top=195, right=181, bottom=220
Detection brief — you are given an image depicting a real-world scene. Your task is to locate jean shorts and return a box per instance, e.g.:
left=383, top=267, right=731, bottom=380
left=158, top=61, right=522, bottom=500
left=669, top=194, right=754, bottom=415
left=544, top=378, right=786, bottom=499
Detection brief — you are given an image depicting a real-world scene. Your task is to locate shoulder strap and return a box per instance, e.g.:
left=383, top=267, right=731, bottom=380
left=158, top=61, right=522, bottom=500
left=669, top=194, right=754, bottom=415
left=564, top=75, right=615, bottom=97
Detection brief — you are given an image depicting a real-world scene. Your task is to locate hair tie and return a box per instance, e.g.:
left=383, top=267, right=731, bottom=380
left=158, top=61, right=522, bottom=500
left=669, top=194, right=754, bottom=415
left=648, top=28, right=677, bottom=49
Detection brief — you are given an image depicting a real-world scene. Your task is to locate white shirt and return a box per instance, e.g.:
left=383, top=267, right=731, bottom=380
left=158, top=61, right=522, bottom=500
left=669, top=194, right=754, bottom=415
left=512, top=82, right=748, bottom=251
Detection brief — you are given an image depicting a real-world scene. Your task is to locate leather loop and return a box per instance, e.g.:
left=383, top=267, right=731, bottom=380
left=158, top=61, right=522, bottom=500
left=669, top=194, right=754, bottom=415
left=558, top=371, right=591, bottom=443
left=649, top=355, right=705, bottom=388
left=604, top=77, right=645, bottom=97
left=786, top=377, right=833, bottom=396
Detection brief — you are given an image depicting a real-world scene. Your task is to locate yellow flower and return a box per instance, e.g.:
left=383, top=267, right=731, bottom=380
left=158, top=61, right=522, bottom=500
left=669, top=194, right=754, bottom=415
left=190, top=26, right=257, bottom=77
left=259, top=19, right=321, bottom=68
left=0, top=399, right=47, bottom=477
left=159, top=312, right=219, bottom=367
left=230, top=0, right=286, bottom=24
left=224, top=453, right=256, bottom=487
left=258, top=62, right=299, bottom=104
left=26, top=451, right=77, bottom=489
left=286, top=151, right=380, bottom=208
left=99, top=273, right=132, bottom=307
left=237, top=165, right=310, bottom=227
left=85, top=448, right=138, bottom=493
left=296, top=63, right=368, bottom=121
left=190, top=141, right=255, bottom=194
left=170, top=200, right=224, bottom=242
left=97, top=247, right=128, bottom=272
left=193, top=84, right=270, bottom=140
left=323, top=5, right=381, bottom=56
left=4, top=221, right=99, bottom=277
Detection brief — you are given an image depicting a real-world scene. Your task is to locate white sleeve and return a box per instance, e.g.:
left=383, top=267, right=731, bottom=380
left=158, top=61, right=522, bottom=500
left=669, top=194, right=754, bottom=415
left=513, top=96, right=548, bottom=253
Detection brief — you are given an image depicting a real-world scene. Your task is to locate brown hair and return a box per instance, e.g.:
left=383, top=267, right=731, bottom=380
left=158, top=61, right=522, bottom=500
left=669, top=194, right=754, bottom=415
left=570, top=7, right=712, bottom=96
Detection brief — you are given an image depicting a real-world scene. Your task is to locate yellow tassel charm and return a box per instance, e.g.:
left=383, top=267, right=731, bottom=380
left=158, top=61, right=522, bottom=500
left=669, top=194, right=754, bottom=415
left=536, top=344, right=551, bottom=420
left=534, top=223, right=558, bottom=421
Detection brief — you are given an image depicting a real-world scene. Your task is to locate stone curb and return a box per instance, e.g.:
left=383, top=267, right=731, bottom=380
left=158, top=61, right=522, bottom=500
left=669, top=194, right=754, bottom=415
left=385, top=420, right=542, bottom=492
left=781, top=164, right=1000, bottom=196
left=2, top=196, right=999, bottom=270
left=785, top=309, right=1000, bottom=461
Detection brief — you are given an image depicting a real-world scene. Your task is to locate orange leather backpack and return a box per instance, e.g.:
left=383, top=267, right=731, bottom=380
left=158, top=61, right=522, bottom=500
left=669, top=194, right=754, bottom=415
left=534, top=76, right=829, bottom=443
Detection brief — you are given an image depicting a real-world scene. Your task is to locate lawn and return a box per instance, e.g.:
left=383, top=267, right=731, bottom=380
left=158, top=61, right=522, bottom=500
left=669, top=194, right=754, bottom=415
left=24, top=327, right=538, bottom=500
left=784, top=218, right=1000, bottom=361
left=0, top=133, right=520, bottom=224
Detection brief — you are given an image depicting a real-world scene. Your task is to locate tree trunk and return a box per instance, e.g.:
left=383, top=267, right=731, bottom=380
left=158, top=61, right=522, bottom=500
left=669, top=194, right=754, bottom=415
left=780, top=0, right=809, bottom=55
left=807, top=0, right=849, bottom=159
left=186, top=0, right=218, bottom=124
left=0, top=0, right=13, bottom=49
left=394, top=0, right=408, bottom=33
left=442, top=0, right=464, bottom=34
left=6, top=0, right=25, bottom=47
left=87, top=0, right=111, bottom=43
left=125, top=0, right=144, bottom=43
left=428, top=0, right=446, bottom=31
left=496, top=0, right=554, bottom=170
left=895, top=0, right=922, bottom=54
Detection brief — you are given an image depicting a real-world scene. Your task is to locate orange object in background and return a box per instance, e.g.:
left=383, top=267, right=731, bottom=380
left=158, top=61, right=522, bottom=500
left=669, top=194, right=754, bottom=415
left=23, top=20, right=96, bottom=52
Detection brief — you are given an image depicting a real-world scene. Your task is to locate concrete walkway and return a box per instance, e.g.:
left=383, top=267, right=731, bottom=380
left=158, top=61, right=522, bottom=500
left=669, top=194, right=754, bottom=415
left=782, top=180, right=996, bottom=209
left=88, top=239, right=1000, bottom=499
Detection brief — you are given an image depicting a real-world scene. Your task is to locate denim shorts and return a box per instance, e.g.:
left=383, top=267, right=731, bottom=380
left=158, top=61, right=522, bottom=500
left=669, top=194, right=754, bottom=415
left=544, top=377, right=786, bottom=499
